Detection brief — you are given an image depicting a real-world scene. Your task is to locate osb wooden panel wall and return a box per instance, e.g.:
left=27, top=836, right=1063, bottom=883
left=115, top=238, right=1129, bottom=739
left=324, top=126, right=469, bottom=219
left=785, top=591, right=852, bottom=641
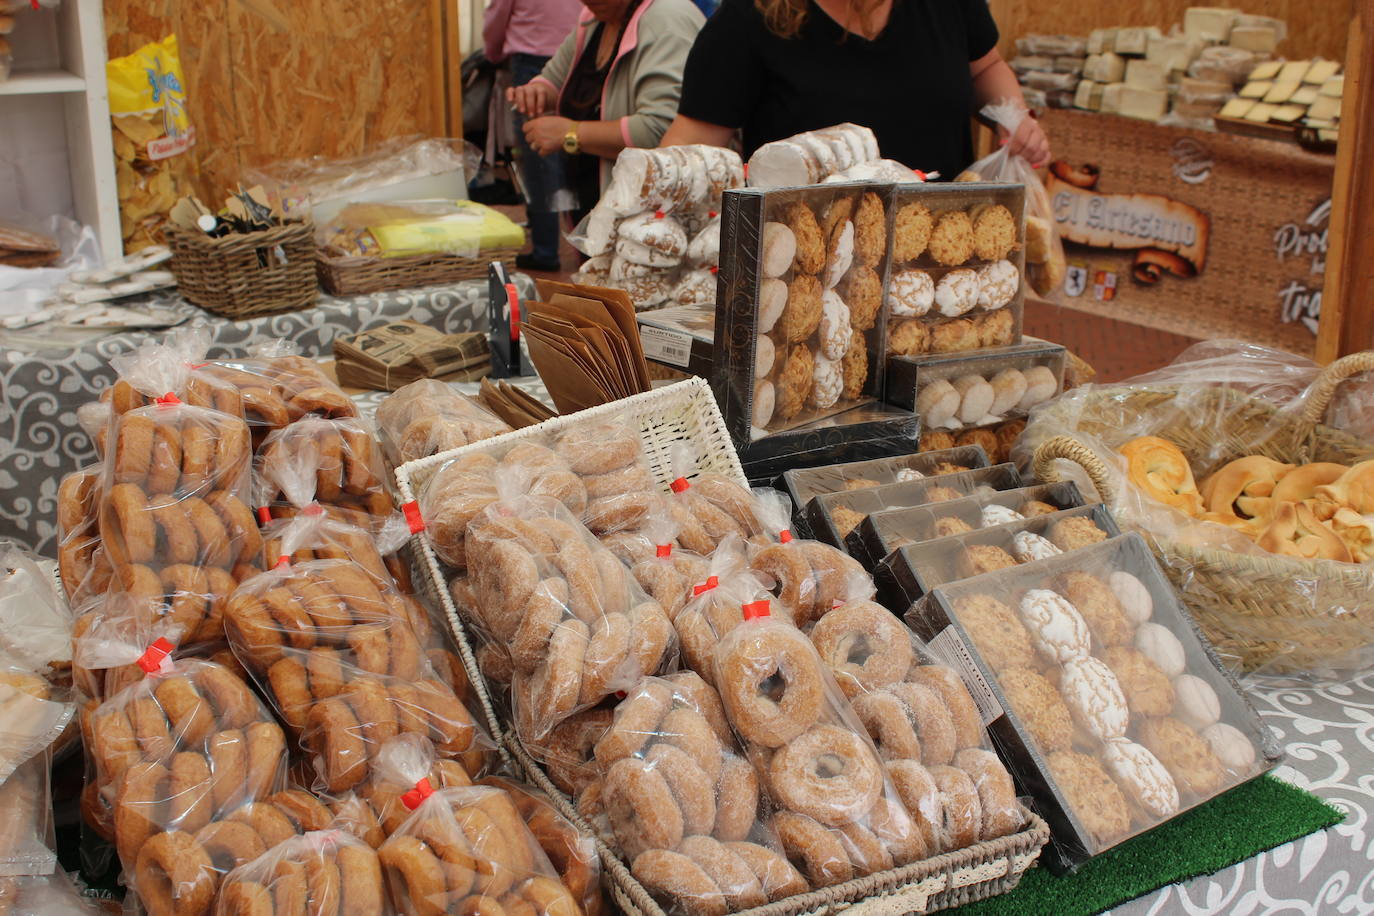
left=105, top=0, right=444, bottom=197
left=989, top=0, right=1352, bottom=63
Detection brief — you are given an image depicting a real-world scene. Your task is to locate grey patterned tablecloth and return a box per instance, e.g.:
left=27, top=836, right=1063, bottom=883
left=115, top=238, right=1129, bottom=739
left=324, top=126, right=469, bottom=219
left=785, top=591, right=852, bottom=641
left=1109, top=671, right=1372, bottom=915
left=0, top=278, right=534, bottom=555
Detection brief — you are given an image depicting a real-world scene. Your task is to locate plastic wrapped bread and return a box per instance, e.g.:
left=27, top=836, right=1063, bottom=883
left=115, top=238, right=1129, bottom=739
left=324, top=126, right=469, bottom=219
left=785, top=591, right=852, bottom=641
left=747, top=124, right=881, bottom=189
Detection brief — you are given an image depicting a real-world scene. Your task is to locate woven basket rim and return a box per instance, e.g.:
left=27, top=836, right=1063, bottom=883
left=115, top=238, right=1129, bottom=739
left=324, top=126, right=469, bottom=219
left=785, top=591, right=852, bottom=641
left=317, top=245, right=522, bottom=267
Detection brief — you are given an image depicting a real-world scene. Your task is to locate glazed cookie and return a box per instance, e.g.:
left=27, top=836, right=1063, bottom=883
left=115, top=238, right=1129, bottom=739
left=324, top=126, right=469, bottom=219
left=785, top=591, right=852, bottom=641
left=893, top=201, right=933, bottom=262
left=976, top=259, right=1020, bottom=310
left=840, top=330, right=868, bottom=401
left=1101, top=738, right=1180, bottom=819
left=953, top=595, right=1039, bottom=672
left=1045, top=750, right=1132, bottom=846
left=778, top=274, right=824, bottom=343
left=887, top=320, right=931, bottom=357
left=808, top=354, right=844, bottom=410
left=1135, top=717, right=1227, bottom=796
left=934, top=270, right=980, bottom=318
left=981, top=505, right=1024, bottom=528
left=775, top=346, right=815, bottom=422
left=889, top=270, right=934, bottom=318
left=1012, top=531, right=1061, bottom=563
left=971, top=204, right=1016, bottom=261
left=1059, top=572, right=1133, bottom=647
left=786, top=203, right=826, bottom=274
left=1061, top=655, right=1129, bottom=741
left=1018, top=589, right=1091, bottom=664
left=852, top=191, right=886, bottom=267
left=818, top=291, right=852, bottom=360
left=759, top=279, right=788, bottom=334
left=999, top=667, right=1073, bottom=752
left=840, top=265, right=882, bottom=330
left=927, top=211, right=974, bottom=266
left=1102, top=647, right=1175, bottom=718
left=761, top=222, right=797, bottom=278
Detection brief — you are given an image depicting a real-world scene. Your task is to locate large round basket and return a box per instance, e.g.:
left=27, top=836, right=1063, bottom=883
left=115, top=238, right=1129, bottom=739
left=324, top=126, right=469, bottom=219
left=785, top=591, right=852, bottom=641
left=1031, top=352, right=1374, bottom=673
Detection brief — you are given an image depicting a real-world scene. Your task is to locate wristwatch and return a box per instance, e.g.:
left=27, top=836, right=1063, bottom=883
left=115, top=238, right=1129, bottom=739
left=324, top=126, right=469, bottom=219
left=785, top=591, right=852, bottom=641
left=562, top=123, right=581, bottom=155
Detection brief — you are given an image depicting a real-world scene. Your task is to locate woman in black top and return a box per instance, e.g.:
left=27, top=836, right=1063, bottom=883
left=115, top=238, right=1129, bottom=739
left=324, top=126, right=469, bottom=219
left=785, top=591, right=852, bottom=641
left=659, top=0, right=1048, bottom=179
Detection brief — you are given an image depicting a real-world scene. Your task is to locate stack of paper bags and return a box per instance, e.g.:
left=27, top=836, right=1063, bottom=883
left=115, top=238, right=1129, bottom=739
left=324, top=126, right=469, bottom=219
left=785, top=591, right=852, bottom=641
left=524, top=280, right=652, bottom=414
left=478, top=379, right=557, bottom=429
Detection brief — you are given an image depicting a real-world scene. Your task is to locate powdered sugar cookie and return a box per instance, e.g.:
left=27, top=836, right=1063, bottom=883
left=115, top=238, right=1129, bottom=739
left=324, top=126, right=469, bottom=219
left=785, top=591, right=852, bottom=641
left=756, top=336, right=776, bottom=377
left=759, top=279, right=787, bottom=334
left=1019, top=588, right=1091, bottom=664
left=762, top=222, right=797, bottom=278
left=935, top=269, right=980, bottom=317
left=809, top=354, right=844, bottom=409
left=977, top=260, right=1019, bottom=310
left=890, top=270, right=934, bottom=317
left=824, top=221, right=854, bottom=289
left=818, top=291, right=852, bottom=360
left=1061, top=655, right=1129, bottom=741
left=1102, top=738, right=1179, bottom=819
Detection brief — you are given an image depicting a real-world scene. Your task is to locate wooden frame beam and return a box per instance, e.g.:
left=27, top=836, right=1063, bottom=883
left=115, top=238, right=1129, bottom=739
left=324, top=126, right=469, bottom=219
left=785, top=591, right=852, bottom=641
left=1316, top=0, right=1374, bottom=362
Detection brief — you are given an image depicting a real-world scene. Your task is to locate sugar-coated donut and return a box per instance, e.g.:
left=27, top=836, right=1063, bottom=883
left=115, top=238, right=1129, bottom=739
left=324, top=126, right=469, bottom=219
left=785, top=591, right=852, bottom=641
left=307, top=698, right=369, bottom=793
left=833, top=820, right=892, bottom=877
left=769, top=724, right=883, bottom=826
left=596, top=681, right=672, bottom=768
left=134, top=830, right=215, bottom=916
left=751, top=543, right=813, bottom=619
left=853, top=691, right=923, bottom=761
left=712, top=753, right=760, bottom=842
left=887, top=682, right=958, bottom=767
left=771, top=811, right=853, bottom=888
left=929, top=764, right=982, bottom=851
left=338, top=841, right=388, bottom=914
left=195, top=664, right=258, bottom=730
left=380, top=835, right=449, bottom=916
left=155, top=676, right=216, bottom=748
left=665, top=671, right=733, bottom=743
left=632, top=848, right=728, bottom=916
left=659, top=705, right=725, bottom=782
left=527, top=618, right=589, bottom=733
left=679, top=835, right=768, bottom=911
left=725, top=841, right=809, bottom=901
left=954, top=747, right=1023, bottom=840
left=114, top=761, right=169, bottom=866
left=718, top=624, right=825, bottom=748
left=128, top=696, right=175, bottom=761
left=271, top=859, right=310, bottom=913
left=605, top=757, right=686, bottom=860
left=195, top=819, right=267, bottom=875
left=630, top=600, right=675, bottom=678
left=169, top=751, right=214, bottom=834
left=907, top=666, right=984, bottom=750
left=886, top=759, right=944, bottom=853
left=228, top=801, right=299, bottom=848
left=647, top=743, right=717, bottom=836
left=206, top=729, right=248, bottom=813
left=540, top=708, right=614, bottom=795
left=810, top=601, right=913, bottom=698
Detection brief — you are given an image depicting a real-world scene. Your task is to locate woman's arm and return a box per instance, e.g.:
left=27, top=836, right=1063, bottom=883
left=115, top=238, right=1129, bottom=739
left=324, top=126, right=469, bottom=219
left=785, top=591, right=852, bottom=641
left=660, top=114, right=735, bottom=148
left=523, top=117, right=630, bottom=158
left=970, top=47, right=1051, bottom=168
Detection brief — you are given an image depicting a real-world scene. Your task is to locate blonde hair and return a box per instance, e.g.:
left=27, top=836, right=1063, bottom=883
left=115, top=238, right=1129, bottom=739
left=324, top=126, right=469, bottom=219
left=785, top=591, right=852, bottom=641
left=755, top=0, right=886, bottom=40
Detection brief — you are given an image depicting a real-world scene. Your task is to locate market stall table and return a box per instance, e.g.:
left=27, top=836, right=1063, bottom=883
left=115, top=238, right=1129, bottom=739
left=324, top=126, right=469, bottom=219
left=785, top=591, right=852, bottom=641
left=0, top=277, right=535, bottom=555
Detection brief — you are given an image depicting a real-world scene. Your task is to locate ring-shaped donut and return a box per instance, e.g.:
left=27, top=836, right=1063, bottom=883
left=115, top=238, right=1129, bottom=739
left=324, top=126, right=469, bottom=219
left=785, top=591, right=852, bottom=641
left=725, top=841, right=809, bottom=902
left=631, top=849, right=727, bottom=916
left=678, top=835, right=768, bottom=911
left=660, top=706, right=724, bottom=782
left=852, top=692, right=923, bottom=761
left=527, top=619, right=588, bottom=733
left=346, top=676, right=401, bottom=748
left=630, top=601, right=674, bottom=678
left=647, top=743, right=716, bottom=836
left=929, top=764, right=982, bottom=851
left=154, top=676, right=215, bottom=747
left=908, top=666, right=984, bottom=751
left=603, top=757, right=685, bottom=860
left=307, top=698, right=368, bottom=793
left=133, top=830, right=215, bottom=916
left=339, top=842, right=387, bottom=913
left=380, top=835, right=449, bottom=916
left=887, top=682, right=958, bottom=767
left=810, top=602, right=912, bottom=698
left=244, top=721, right=286, bottom=799
left=717, top=624, right=824, bottom=747
left=769, top=724, right=884, bottom=826
left=580, top=611, right=632, bottom=704
left=169, top=751, right=214, bottom=834
left=770, top=811, right=853, bottom=888
left=206, top=729, right=247, bottom=813
left=194, top=820, right=266, bottom=873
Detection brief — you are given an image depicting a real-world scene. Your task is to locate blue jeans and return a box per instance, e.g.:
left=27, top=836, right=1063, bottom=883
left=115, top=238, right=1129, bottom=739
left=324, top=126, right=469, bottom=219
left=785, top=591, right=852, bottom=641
left=511, top=52, right=566, bottom=262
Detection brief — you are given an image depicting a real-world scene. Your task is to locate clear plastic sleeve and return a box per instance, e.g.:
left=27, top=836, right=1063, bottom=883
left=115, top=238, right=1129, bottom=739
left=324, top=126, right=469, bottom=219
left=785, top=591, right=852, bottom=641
left=0, top=665, right=74, bottom=785
left=195, top=355, right=358, bottom=449
left=256, top=416, right=396, bottom=521
left=0, top=871, right=106, bottom=914
left=331, top=735, right=487, bottom=843
left=0, top=753, right=57, bottom=878
left=671, top=538, right=776, bottom=688
left=749, top=490, right=872, bottom=627
left=97, top=328, right=246, bottom=427
left=260, top=508, right=415, bottom=598
left=378, top=784, right=578, bottom=916
left=551, top=416, right=658, bottom=539
left=375, top=379, right=513, bottom=466
left=0, top=542, right=76, bottom=681
left=665, top=443, right=766, bottom=555
left=213, top=828, right=391, bottom=915
left=619, top=500, right=710, bottom=621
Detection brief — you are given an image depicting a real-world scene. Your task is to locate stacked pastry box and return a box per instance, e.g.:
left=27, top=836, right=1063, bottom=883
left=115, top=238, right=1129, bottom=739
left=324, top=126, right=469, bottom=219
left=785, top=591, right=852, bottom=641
left=904, top=531, right=1279, bottom=870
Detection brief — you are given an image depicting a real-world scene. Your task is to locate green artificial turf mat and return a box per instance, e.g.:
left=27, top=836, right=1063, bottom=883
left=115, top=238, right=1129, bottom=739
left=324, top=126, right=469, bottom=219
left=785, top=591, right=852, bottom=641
left=955, top=775, right=1345, bottom=916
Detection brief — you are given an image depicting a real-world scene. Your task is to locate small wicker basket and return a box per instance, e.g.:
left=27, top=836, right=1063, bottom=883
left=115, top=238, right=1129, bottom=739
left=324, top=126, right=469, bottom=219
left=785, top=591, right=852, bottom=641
left=316, top=246, right=523, bottom=296
left=1032, top=351, right=1374, bottom=673
left=397, top=378, right=1049, bottom=915
left=166, top=219, right=317, bottom=318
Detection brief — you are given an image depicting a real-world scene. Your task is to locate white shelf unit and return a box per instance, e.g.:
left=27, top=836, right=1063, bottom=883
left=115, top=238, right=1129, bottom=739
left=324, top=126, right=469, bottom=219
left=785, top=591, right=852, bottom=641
left=0, top=0, right=121, bottom=259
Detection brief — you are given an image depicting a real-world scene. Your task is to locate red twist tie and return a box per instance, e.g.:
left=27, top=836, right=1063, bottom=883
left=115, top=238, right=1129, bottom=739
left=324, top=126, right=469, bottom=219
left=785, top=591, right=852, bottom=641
left=155, top=393, right=181, bottom=407
left=275, top=555, right=291, bottom=569
left=708, top=210, right=718, bottom=219
left=614, top=691, right=627, bottom=699
left=833, top=600, right=844, bottom=609
left=187, top=362, right=208, bottom=370
left=257, top=507, right=273, bottom=525
left=670, top=477, right=691, bottom=494
left=654, top=210, right=665, bottom=219
left=655, top=544, right=672, bottom=558
left=692, top=575, right=719, bottom=596
left=779, top=530, right=793, bottom=544
left=914, top=170, right=928, bottom=182
left=401, top=777, right=435, bottom=811
left=742, top=600, right=771, bottom=621
left=505, top=283, right=521, bottom=342
left=710, top=265, right=719, bottom=275
left=402, top=501, right=426, bottom=534
left=136, top=637, right=175, bottom=674
left=303, top=503, right=325, bottom=517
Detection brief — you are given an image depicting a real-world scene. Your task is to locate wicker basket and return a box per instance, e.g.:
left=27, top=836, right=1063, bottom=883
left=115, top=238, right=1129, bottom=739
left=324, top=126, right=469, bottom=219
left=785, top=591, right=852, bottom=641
left=396, top=377, right=1049, bottom=914
left=1031, top=351, right=1374, bottom=673
left=316, top=246, right=523, bottom=296
left=166, top=219, right=317, bottom=319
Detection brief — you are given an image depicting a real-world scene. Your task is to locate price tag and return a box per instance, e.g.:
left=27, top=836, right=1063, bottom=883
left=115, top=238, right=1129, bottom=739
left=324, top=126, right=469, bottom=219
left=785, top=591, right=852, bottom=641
left=928, top=626, right=1004, bottom=726
left=639, top=325, right=693, bottom=369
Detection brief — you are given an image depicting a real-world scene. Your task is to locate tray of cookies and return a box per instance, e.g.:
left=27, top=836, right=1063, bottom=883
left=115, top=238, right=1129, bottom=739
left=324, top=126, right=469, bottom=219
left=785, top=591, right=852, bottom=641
left=888, top=338, right=1066, bottom=418
left=874, top=504, right=1122, bottom=610
left=918, top=418, right=1027, bottom=465
left=852, top=481, right=1091, bottom=567
left=805, top=464, right=1024, bottom=554
left=781, top=444, right=990, bottom=510
left=885, top=183, right=1026, bottom=362
left=715, top=183, right=895, bottom=442
left=907, top=533, right=1280, bottom=871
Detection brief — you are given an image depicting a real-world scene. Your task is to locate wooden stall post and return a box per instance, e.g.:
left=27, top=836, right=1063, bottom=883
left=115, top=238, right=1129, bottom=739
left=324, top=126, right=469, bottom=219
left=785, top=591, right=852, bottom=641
left=1316, top=0, right=1374, bottom=362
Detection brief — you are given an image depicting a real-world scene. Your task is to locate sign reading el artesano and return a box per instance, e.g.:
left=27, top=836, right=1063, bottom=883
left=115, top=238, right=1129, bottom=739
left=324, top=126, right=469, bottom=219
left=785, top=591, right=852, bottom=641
left=1036, top=109, right=1334, bottom=355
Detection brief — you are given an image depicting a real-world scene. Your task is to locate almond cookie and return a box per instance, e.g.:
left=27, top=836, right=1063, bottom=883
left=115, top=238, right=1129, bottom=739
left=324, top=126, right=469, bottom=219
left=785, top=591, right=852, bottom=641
left=785, top=203, right=825, bottom=274
left=929, top=318, right=978, bottom=353
left=1061, top=655, right=1129, bottom=741
left=840, top=330, right=868, bottom=401
left=1059, top=572, right=1133, bottom=647
left=778, top=274, right=824, bottom=343
left=852, top=191, right=887, bottom=267
left=927, top=211, right=974, bottom=266
left=1101, top=738, right=1179, bottom=819
left=1048, top=517, right=1107, bottom=552
left=961, top=545, right=1018, bottom=577
left=921, top=431, right=957, bottom=452
left=840, top=265, right=882, bottom=330
left=893, top=201, right=933, bottom=263
left=971, top=204, right=1016, bottom=261
left=887, top=319, right=931, bottom=357
left=999, top=667, right=1072, bottom=753
left=1135, top=716, right=1226, bottom=796
left=952, top=594, right=1038, bottom=672
left=974, top=309, right=1015, bottom=348
left=830, top=506, right=866, bottom=540
left=1046, top=750, right=1131, bottom=846
left=775, top=345, right=815, bottom=421
left=1102, top=647, right=1175, bottom=718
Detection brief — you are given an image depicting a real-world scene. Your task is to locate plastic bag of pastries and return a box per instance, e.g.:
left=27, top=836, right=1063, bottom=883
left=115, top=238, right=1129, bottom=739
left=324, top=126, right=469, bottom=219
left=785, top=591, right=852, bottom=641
left=478, top=774, right=605, bottom=916
left=711, top=601, right=933, bottom=885
left=663, top=443, right=766, bottom=556
left=0, top=663, right=74, bottom=785
left=609, top=500, right=710, bottom=621
left=212, top=827, right=389, bottom=915
left=375, top=742, right=580, bottom=916
left=807, top=600, right=1024, bottom=851
left=521, top=708, right=614, bottom=799
left=550, top=415, right=659, bottom=538
left=464, top=492, right=675, bottom=741
left=671, top=538, right=783, bottom=688
left=0, top=871, right=107, bottom=915
left=418, top=435, right=588, bottom=570
left=259, top=503, right=415, bottom=598
left=593, top=673, right=816, bottom=911
left=0, top=542, right=77, bottom=685
left=255, top=415, right=396, bottom=522
left=55, top=465, right=113, bottom=607
left=376, top=378, right=513, bottom=467
left=0, top=752, right=58, bottom=879
left=98, top=329, right=245, bottom=425
left=195, top=353, right=357, bottom=440
left=748, top=490, right=872, bottom=628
